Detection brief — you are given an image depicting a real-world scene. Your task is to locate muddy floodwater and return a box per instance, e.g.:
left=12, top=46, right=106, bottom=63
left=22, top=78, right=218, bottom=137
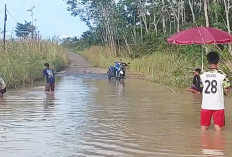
left=1, top=74, right=232, bottom=157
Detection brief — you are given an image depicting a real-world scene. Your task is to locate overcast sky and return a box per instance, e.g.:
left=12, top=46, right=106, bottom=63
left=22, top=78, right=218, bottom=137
left=0, top=0, right=89, bottom=39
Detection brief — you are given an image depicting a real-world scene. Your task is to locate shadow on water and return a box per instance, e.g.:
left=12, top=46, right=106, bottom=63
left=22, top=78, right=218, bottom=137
left=0, top=74, right=232, bottom=156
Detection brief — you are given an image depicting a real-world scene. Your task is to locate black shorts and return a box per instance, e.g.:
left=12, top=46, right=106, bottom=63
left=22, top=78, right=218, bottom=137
left=0, top=88, right=6, bottom=94
left=45, top=83, right=55, bottom=91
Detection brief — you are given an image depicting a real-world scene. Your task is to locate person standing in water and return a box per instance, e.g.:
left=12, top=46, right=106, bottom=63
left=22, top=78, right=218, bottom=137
left=200, top=52, right=230, bottom=131
left=0, top=75, right=6, bottom=97
left=43, top=63, right=55, bottom=92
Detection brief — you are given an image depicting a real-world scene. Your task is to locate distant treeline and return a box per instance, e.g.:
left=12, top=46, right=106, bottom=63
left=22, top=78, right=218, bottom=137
left=63, top=0, right=232, bottom=57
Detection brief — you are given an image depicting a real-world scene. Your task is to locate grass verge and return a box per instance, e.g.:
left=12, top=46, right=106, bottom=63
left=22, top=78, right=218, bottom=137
left=0, top=40, right=68, bottom=88
left=77, top=46, right=196, bottom=91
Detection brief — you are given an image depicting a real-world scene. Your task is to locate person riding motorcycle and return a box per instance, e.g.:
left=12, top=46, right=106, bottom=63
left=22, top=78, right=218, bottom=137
left=115, top=61, right=129, bottom=78
left=115, top=61, right=121, bottom=77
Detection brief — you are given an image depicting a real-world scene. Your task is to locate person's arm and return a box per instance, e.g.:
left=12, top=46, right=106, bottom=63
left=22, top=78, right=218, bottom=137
left=192, top=76, right=196, bottom=85
left=223, top=76, right=230, bottom=94
left=52, top=69, right=56, bottom=76
left=43, top=69, right=48, bottom=83
left=43, top=69, right=47, bottom=76
left=199, top=75, right=204, bottom=93
left=122, top=62, right=128, bottom=66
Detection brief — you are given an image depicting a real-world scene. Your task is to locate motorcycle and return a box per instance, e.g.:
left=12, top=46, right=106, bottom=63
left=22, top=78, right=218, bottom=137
left=107, top=66, right=116, bottom=79
left=107, top=61, right=129, bottom=80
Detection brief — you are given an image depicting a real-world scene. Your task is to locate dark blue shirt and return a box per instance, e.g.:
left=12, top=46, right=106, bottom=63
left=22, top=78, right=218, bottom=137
left=115, top=62, right=120, bottom=70
left=43, top=68, right=55, bottom=83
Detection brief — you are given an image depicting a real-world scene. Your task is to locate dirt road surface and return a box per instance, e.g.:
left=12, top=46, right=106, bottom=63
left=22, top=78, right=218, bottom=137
left=61, top=52, right=107, bottom=75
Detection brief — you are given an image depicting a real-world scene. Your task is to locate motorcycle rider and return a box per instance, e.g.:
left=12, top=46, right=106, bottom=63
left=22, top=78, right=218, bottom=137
left=115, top=61, right=121, bottom=77
left=115, top=60, right=129, bottom=78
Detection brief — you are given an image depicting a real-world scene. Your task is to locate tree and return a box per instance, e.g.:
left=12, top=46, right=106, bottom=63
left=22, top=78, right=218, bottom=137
left=203, top=0, right=209, bottom=27
left=64, top=0, right=232, bottom=57
left=15, top=21, right=35, bottom=39
left=223, top=0, right=232, bottom=53
left=188, top=0, right=195, bottom=23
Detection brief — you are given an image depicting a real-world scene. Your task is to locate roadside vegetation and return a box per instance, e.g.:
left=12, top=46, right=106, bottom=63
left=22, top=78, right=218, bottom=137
left=78, top=45, right=232, bottom=90
left=78, top=46, right=193, bottom=89
left=0, top=40, right=68, bottom=88
left=63, top=0, right=232, bottom=90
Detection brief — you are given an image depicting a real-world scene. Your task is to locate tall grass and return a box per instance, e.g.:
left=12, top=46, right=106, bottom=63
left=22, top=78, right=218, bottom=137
left=78, top=46, right=196, bottom=90
left=78, top=46, right=232, bottom=91
left=0, top=40, right=68, bottom=88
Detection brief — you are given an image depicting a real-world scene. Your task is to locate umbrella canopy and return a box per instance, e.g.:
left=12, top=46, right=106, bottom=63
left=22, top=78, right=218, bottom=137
left=167, top=27, right=232, bottom=45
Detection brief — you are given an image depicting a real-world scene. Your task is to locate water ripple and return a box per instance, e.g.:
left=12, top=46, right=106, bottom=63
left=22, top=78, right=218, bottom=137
left=0, top=77, right=231, bottom=156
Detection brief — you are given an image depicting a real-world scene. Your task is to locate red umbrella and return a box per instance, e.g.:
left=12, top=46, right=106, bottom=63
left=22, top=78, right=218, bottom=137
left=167, top=27, right=232, bottom=69
left=168, top=27, right=232, bottom=45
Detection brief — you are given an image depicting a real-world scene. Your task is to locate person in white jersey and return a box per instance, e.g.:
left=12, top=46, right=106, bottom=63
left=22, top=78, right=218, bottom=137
left=200, top=51, right=230, bottom=131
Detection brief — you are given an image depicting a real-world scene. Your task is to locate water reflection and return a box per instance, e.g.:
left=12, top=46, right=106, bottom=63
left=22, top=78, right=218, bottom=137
left=107, top=79, right=125, bottom=97
left=0, top=76, right=231, bottom=156
left=191, top=93, right=202, bottom=105
left=0, top=97, right=6, bottom=104
left=44, top=92, right=55, bottom=106
left=201, top=131, right=225, bottom=156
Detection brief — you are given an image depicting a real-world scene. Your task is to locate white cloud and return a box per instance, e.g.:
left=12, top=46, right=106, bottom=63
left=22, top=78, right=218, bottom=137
left=59, top=34, right=70, bottom=39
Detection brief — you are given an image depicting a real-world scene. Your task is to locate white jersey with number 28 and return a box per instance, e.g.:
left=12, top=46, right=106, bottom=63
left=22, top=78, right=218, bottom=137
left=200, top=69, right=228, bottom=110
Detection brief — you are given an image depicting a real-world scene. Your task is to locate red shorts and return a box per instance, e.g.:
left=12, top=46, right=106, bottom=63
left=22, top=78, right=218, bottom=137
left=201, top=109, right=225, bottom=127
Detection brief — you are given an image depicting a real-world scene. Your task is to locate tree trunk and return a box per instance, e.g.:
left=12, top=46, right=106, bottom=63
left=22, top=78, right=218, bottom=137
left=153, top=14, right=158, bottom=33
left=142, top=14, right=149, bottom=33
left=223, top=0, right=232, bottom=54
left=203, top=0, right=209, bottom=27
left=177, top=2, right=180, bottom=32
left=133, top=14, right=137, bottom=42
left=140, top=17, right=143, bottom=41
left=199, top=0, right=202, bottom=13
left=188, top=0, right=196, bottom=23
left=123, top=35, right=131, bottom=54
left=169, top=17, right=172, bottom=34
left=181, top=0, right=185, bottom=24
left=213, top=0, right=218, bottom=23
left=162, top=0, right=166, bottom=34
left=170, top=1, right=180, bottom=32
left=224, top=0, right=231, bottom=34
left=138, top=0, right=149, bottom=34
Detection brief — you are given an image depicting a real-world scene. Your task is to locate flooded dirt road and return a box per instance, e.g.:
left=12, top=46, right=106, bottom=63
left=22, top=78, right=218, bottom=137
left=1, top=53, right=232, bottom=157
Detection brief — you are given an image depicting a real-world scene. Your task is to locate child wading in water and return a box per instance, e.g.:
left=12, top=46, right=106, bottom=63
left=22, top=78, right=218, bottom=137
left=43, top=63, right=55, bottom=92
left=187, top=68, right=202, bottom=93
left=200, top=51, right=230, bottom=131
left=0, top=76, right=6, bottom=97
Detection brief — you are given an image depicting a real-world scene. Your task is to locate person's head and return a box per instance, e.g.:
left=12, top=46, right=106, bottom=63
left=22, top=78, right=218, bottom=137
left=44, top=63, right=49, bottom=68
left=195, top=68, right=201, bottom=75
left=207, top=51, right=220, bottom=65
